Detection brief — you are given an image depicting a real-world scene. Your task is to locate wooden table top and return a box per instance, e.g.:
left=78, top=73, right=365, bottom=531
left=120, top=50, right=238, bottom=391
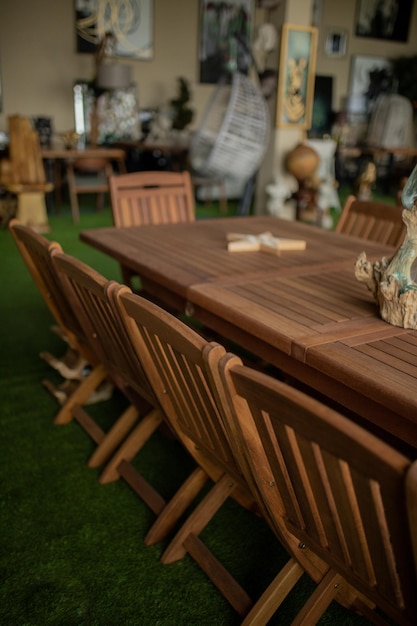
left=80, top=216, right=417, bottom=452
left=42, top=146, right=126, bottom=160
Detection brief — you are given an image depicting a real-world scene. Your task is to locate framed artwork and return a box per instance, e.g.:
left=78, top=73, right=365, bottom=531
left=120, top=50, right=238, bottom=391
left=198, top=0, right=253, bottom=84
left=74, top=0, right=153, bottom=59
left=276, top=24, right=318, bottom=129
left=324, top=28, right=348, bottom=57
left=355, top=0, right=413, bottom=42
left=348, top=55, right=392, bottom=116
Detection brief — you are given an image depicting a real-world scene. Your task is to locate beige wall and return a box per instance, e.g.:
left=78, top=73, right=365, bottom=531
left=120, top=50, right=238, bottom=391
left=0, top=0, right=208, bottom=133
left=1, top=0, right=416, bottom=135
left=1, top=0, right=417, bottom=213
left=318, top=0, right=417, bottom=111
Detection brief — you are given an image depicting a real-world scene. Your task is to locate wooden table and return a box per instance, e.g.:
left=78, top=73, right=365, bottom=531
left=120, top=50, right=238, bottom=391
left=337, top=144, right=417, bottom=193
left=42, top=146, right=126, bottom=209
left=42, top=146, right=126, bottom=161
left=80, top=216, right=417, bottom=453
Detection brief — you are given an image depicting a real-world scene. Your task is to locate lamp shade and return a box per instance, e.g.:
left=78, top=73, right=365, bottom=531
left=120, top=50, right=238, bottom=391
left=96, top=63, right=132, bottom=90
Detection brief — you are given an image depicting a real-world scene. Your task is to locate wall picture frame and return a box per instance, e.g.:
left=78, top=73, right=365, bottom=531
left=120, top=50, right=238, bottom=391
left=355, top=0, right=413, bottom=42
left=276, top=23, right=318, bottom=129
left=74, top=0, right=153, bottom=60
left=324, top=28, right=348, bottom=57
left=348, top=55, right=392, bottom=116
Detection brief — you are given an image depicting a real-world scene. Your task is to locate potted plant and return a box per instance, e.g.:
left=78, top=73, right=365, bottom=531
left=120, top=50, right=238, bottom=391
left=170, top=77, right=194, bottom=131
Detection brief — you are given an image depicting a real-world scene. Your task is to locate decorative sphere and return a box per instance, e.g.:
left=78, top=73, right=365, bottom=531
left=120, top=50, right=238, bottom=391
left=285, top=143, right=320, bottom=182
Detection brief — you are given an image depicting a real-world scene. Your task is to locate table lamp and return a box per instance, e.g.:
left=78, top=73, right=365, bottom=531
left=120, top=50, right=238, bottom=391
left=89, top=62, right=132, bottom=146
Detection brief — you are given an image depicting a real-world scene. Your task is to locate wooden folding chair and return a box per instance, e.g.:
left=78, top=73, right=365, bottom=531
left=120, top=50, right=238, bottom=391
left=102, top=288, right=332, bottom=618
left=50, top=250, right=164, bottom=474
left=8, top=219, right=109, bottom=424
left=335, top=194, right=405, bottom=247
left=109, top=170, right=195, bottom=289
left=217, top=356, right=417, bottom=625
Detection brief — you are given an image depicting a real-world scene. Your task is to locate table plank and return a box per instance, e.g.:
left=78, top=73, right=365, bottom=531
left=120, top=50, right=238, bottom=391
left=80, top=216, right=390, bottom=288
left=305, top=340, right=417, bottom=448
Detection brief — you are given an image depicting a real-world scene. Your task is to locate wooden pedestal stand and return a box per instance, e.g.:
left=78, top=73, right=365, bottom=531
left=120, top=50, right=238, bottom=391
left=355, top=204, right=417, bottom=329
left=1, top=116, right=52, bottom=232
left=6, top=184, right=52, bottom=233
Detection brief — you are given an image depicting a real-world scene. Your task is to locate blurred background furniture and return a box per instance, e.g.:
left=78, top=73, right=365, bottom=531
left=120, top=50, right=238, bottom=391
left=41, top=146, right=126, bottom=217
left=0, top=115, right=53, bottom=232
left=66, top=156, right=114, bottom=223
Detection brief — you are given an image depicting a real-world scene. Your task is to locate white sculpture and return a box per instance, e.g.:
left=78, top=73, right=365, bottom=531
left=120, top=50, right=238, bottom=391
left=266, top=179, right=293, bottom=220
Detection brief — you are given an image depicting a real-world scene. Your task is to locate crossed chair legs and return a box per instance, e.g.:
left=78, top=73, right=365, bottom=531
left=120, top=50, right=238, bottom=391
left=40, top=325, right=113, bottom=410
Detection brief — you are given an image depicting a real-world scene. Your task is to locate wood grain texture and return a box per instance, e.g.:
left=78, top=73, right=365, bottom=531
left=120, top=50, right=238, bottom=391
left=80, top=216, right=417, bottom=450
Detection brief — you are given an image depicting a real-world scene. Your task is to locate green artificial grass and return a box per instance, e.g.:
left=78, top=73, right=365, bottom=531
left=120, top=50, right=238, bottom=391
left=0, top=199, right=373, bottom=625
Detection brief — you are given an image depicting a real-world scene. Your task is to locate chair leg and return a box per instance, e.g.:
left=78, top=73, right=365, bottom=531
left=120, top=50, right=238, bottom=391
left=290, top=570, right=342, bottom=625
left=241, top=559, right=304, bottom=626
left=120, top=264, right=137, bottom=290
left=69, top=187, right=80, bottom=223
left=96, top=192, right=105, bottom=212
left=99, top=408, right=163, bottom=483
left=144, top=467, right=209, bottom=546
left=52, top=363, right=107, bottom=425
left=87, top=404, right=140, bottom=467
left=40, top=346, right=88, bottom=380
left=161, top=473, right=237, bottom=564
left=185, top=532, right=253, bottom=617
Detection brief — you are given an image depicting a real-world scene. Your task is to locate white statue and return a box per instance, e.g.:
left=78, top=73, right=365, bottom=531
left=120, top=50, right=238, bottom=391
left=266, top=179, right=293, bottom=220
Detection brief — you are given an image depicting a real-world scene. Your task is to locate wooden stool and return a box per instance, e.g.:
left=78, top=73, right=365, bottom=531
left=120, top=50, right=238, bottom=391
left=191, top=175, right=228, bottom=214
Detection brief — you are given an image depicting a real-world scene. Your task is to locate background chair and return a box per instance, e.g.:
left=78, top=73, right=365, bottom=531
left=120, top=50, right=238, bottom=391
left=335, top=194, right=405, bottom=247
left=217, top=356, right=417, bottom=625
left=109, top=170, right=195, bottom=289
left=66, top=157, right=115, bottom=224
